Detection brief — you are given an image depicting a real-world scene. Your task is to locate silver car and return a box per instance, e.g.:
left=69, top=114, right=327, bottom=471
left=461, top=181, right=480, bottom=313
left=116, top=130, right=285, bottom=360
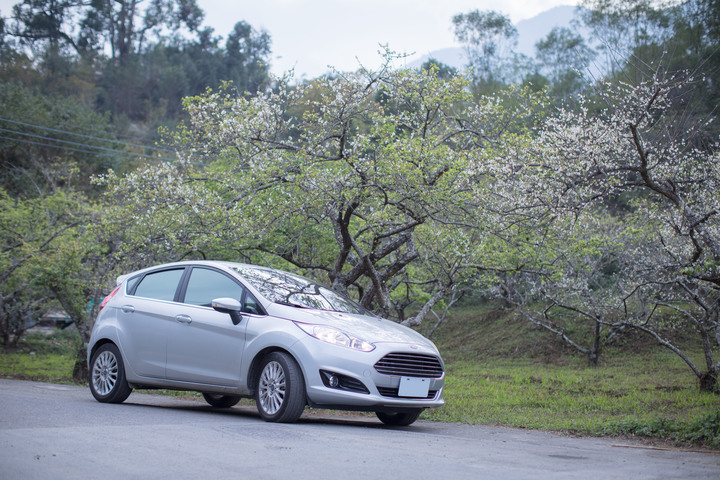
left=87, top=261, right=445, bottom=425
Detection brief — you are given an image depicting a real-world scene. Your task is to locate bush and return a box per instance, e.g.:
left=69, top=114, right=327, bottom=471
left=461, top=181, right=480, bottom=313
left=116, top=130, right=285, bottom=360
left=606, top=412, right=720, bottom=449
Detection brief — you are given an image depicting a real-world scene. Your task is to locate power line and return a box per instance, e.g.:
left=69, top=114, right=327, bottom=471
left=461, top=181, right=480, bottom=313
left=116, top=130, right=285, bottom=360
left=0, top=117, right=176, bottom=155
left=0, top=132, right=210, bottom=165
left=0, top=122, right=207, bottom=166
left=0, top=126, right=181, bottom=162
left=0, top=134, right=121, bottom=157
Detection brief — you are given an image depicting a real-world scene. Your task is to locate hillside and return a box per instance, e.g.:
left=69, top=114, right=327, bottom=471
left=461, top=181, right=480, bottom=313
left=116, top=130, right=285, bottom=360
left=424, top=304, right=698, bottom=367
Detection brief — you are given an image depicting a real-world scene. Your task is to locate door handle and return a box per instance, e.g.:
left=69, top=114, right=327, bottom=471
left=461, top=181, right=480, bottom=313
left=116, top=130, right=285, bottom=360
left=175, top=314, right=192, bottom=324
left=121, top=305, right=135, bottom=314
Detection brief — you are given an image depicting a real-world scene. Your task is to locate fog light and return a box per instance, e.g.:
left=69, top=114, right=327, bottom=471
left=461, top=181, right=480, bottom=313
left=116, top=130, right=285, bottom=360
left=319, top=370, right=370, bottom=394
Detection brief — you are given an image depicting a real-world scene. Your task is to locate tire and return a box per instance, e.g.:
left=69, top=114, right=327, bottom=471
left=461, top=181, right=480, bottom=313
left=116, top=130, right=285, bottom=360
left=376, top=409, right=423, bottom=426
left=89, top=343, right=132, bottom=404
left=254, top=351, right=306, bottom=423
left=202, top=393, right=241, bottom=408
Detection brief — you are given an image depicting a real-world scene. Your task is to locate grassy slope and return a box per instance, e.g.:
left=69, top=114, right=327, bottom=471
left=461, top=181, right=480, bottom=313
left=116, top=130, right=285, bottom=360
left=419, top=305, right=720, bottom=448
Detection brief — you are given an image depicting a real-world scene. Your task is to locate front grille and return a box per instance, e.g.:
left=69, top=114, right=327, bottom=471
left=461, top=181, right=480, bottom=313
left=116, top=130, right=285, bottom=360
left=374, top=353, right=444, bottom=378
left=377, top=387, right=438, bottom=399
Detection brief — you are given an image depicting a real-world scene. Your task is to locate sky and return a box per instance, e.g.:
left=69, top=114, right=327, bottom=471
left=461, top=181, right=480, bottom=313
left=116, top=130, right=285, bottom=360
left=0, top=0, right=580, bottom=79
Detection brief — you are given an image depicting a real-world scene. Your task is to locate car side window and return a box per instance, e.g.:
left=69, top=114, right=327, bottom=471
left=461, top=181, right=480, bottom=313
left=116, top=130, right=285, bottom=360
left=126, top=274, right=142, bottom=293
left=243, top=294, right=262, bottom=315
left=184, top=268, right=246, bottom=308
left=132, top=269, right=184, bottom=301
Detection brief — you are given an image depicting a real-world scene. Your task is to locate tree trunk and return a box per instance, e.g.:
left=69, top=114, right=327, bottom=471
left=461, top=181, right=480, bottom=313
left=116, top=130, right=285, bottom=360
left=402, top=287, right=447, bottom=327
left=699, top=372, right=717, bottom=392
left=588, top=320, right=602, bottom=367
left=72, top=344, right=89, bottom=384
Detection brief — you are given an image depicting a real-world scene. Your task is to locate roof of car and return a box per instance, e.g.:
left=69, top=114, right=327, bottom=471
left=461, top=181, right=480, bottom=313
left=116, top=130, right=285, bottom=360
left=115, top=260, right=274, bottom=285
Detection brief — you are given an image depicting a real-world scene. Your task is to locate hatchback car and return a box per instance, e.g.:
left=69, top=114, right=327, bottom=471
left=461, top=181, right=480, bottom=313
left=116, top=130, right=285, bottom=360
left=88, top=261, right=445, bottom=425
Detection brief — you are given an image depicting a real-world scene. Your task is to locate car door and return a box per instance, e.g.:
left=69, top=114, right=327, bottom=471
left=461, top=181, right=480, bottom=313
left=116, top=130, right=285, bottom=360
left=116, top=267, right=186, bottom=379
left=165, top=267, right=251, bottom=386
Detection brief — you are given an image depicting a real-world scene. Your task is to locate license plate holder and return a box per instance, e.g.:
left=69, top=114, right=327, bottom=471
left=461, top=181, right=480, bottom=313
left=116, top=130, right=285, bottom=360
left=398, top=377, right=430, bottom=398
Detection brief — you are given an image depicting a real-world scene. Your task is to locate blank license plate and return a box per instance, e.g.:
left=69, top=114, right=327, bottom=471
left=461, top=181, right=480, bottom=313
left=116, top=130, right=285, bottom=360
left=398, top=377, right=430, bottom=397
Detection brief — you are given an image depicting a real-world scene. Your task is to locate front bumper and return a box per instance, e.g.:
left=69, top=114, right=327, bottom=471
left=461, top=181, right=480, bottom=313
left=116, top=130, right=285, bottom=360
left=292, top=336, right=445, bottom=412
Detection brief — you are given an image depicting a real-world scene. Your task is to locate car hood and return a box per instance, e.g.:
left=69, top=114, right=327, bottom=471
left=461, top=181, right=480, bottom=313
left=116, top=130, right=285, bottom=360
left=269, top=304, right=438, bottom=351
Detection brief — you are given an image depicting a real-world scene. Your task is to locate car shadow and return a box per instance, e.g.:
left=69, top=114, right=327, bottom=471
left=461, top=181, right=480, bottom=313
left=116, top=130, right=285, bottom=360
left=116, top=392, right=432, bottom=431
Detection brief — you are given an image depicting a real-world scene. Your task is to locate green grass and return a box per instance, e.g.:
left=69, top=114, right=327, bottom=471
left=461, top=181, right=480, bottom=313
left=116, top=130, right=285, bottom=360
left=0, top=330, right=78, bottom=383
left=421, top=305, right=720, bottom=448
left=423, top=360, right=719, bottom=443
left=1, top=306, right=719, bottom=448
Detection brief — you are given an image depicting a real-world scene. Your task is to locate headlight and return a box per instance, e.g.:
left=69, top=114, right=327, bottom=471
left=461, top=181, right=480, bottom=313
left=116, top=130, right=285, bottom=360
left=295, top=323, right=375, bottom=352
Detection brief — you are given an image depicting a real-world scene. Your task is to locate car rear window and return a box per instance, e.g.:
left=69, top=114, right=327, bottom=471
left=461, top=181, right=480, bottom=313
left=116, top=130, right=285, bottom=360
left=132, top=268, right=184, bottom=301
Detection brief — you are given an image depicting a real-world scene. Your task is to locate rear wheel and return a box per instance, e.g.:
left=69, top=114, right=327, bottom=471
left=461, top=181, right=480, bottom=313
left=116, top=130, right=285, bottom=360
left=376, top=409, right=423, bottom=426
left=89, top=343, right=132, bottom=403
left=202, top=393, right=241, bottom=408
left=254, top=352, right=306, bottom=423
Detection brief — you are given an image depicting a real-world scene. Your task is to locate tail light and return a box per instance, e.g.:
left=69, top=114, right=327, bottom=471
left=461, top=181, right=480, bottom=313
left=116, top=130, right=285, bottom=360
left=99, top=285, right=121, bottom=312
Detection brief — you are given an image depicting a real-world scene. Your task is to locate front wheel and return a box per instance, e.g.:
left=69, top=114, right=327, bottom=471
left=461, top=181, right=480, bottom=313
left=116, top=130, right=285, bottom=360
left=202, top=393, right=241, bottom=408
left=89, top=343, right=132, bottom=403
left=254, top=352, right=306, bottom=423
left=376, top=409, right=424, bottom=426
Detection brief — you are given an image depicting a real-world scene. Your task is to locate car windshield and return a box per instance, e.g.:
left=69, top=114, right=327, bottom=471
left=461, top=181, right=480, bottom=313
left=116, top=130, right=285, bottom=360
left=231, top=265, right=370, bottom=315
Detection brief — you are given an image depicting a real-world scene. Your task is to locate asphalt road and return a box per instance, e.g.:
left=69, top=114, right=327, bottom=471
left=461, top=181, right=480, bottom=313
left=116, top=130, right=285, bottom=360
left=0, top=378, right=718, bottom=480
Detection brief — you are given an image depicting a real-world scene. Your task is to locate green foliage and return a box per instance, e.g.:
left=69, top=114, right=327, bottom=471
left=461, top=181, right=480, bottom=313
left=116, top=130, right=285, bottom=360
left=420, top=59, right=458, bottom=79
left=0, top=81, right=118, bottom=195
left=95, top=22, right=271, bottom=126
left=0, top=184, right=99, bottom=346
left=2, top=1, right=272, bottom=141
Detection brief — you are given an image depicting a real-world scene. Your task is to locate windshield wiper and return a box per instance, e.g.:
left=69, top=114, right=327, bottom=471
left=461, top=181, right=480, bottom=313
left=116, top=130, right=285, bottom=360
left=276, top=301, right=311, bottom=309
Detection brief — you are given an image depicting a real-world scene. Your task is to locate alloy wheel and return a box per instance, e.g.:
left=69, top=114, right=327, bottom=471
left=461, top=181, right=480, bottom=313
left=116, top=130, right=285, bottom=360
left=92, top=350, right=118, bottom=396
left=258, top=360, right=286, bottom=415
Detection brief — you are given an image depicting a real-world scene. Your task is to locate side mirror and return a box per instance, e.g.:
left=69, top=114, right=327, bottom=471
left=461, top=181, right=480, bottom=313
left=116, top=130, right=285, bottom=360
left=211, top=297, right=243, bottom=325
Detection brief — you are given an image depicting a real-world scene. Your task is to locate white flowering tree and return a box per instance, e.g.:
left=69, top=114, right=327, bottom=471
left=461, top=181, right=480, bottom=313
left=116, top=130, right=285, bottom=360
left=486, top=73, right=720, bottom=389
left=98, top=61, right=536, bottom=323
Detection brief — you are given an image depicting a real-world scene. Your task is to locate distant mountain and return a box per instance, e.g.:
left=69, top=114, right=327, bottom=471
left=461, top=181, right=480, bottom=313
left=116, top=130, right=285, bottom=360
left=516, top=5, right=583, bottom=57
left=409, top=5, right=585, bottom=71
left=408, top=47, right=467, bottom=70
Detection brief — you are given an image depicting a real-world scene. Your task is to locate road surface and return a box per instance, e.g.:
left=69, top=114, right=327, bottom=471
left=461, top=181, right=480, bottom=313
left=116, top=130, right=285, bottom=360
left=0, top=378, right=718, bottom=479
